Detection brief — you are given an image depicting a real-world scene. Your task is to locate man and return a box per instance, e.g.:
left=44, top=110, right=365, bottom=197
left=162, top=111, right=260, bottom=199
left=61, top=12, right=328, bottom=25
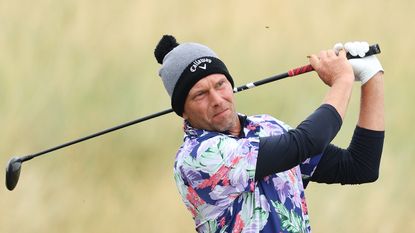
left=154, top=35, right=384, bottom=233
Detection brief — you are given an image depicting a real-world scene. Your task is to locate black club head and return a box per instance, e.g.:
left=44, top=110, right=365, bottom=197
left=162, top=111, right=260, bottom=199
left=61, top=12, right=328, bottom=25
left=5, top=157, right=22, bottom=191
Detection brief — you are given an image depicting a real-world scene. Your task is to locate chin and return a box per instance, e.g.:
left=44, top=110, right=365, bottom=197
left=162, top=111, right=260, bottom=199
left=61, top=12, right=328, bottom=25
left=215, top=121, right=235, bottom=133
left=211, top=111, right=238, bottom=132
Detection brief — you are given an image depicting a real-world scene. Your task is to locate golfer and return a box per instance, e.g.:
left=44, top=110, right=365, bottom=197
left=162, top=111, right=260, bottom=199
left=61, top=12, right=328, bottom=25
left=154, top=35, right=384, bottom=233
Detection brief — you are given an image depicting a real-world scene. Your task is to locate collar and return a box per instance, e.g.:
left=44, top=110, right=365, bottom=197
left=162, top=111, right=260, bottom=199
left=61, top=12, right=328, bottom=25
left=184, top=113, right=248, bottom=139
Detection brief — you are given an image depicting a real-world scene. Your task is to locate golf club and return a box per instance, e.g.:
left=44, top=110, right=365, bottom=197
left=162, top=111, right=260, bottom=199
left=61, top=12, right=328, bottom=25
left=5, top=44, right=381, bottom=191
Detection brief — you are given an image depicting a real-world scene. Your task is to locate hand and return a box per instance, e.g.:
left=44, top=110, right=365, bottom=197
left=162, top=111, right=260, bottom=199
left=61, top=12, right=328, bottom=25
left=309, top=49, right=354, bottom=87
left=333, top=41, right=384, bottom=85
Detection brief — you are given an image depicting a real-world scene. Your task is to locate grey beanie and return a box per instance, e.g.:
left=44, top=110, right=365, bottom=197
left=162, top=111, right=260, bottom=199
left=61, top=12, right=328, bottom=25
left=154, top=35, right=234, bottom=116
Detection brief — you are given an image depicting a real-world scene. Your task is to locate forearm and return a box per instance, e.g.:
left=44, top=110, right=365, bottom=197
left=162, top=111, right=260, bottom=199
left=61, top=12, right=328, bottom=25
left=322, top=79, right=354, bottom=120
left=309, top=49, right=355, bottom=120
left=358, top=72, right=384, bottom=130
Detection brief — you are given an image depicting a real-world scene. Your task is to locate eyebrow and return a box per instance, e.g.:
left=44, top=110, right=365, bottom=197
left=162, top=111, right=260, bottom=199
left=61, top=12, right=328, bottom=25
left=188, top=88, right=205, bottom=99
left=189, top=77, right=227, bottom=95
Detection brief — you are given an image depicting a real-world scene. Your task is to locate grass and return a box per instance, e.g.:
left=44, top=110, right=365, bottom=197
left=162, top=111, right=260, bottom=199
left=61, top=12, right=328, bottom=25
left=1, top=0, right=414, bottom=232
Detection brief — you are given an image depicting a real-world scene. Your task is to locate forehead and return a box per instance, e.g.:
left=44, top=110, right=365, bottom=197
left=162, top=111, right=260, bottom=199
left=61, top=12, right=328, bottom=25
left=190, top=74, right=227, bottom=91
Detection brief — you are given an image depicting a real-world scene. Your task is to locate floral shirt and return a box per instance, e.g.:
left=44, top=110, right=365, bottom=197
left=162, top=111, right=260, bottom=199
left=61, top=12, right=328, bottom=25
left=174, top=114, right=322, bottom=233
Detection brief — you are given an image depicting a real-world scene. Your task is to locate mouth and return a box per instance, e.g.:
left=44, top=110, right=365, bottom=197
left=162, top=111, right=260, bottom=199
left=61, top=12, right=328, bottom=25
left=213, top=108, right=229, bottom=118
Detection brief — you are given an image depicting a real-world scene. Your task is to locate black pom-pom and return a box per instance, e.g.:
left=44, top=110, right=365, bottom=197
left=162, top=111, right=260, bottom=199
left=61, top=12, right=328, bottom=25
left=154, top=35, right=180, bottom=64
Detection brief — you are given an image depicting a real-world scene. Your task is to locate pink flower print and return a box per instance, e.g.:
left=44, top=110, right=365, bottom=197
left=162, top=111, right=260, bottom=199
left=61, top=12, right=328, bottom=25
left=250, top=180, right=255, bottom=192
left=247, top=123, right=258, bottom=131
left=219, top=216, right=226, bottom=227
left=231, top=156, right=242, bottom=165
left=188, top=206, right=197, bottom=218
left=222, top=176, right=230, bottom=186
left=198, top=157, right=242, bottom=190
left=288, top=168, right=297, bottom=184
left=301, top=196, right=308, bottom=215
left=232, top=213, right=245, bottom=233
left=186, top=186, right=205, bottom=208
left=197, top=165, right=231, bottom=190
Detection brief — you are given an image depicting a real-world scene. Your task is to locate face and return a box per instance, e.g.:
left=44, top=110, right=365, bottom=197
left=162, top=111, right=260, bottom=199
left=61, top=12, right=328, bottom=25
left=183, top=74, right=240, bottom=134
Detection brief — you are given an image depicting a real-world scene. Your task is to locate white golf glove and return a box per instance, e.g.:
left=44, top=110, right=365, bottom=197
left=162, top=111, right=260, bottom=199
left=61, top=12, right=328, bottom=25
left=333, top=41, right=384, bottom=85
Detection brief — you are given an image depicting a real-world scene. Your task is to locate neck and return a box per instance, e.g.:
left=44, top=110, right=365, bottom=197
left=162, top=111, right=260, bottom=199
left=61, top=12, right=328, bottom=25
left=227, top=114, right=242, bottom=137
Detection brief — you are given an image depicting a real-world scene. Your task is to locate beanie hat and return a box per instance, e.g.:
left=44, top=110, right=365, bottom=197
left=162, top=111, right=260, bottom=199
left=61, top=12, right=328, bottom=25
left=154, top=35, right=234, bottom=116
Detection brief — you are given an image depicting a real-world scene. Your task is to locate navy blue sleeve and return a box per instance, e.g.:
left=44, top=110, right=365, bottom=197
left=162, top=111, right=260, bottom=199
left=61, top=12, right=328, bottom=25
left=310, top=126, right=384, bottom=184
left=255, top=104, right=342, bottom=181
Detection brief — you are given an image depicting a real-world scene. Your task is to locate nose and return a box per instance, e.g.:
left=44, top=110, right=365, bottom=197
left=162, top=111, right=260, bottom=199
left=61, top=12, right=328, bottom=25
left=209, top=89, right=223, bottom=107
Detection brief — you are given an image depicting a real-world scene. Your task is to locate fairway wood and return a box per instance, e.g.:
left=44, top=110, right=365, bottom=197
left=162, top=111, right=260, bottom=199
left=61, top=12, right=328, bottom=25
left=5, top=157, right=22, bottom=191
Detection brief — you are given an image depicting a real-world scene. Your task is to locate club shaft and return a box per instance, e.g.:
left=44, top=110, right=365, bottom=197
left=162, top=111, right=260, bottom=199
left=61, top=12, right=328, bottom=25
left=20, top=109, right=174, bottom=162
left=19, top=44, right=381, bottom=162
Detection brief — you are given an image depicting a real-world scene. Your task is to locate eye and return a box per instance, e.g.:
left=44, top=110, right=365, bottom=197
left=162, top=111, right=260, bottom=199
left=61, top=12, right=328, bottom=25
left=216, top=79, right=226, bottom=88
left=193, top=91, right=206, bottom=100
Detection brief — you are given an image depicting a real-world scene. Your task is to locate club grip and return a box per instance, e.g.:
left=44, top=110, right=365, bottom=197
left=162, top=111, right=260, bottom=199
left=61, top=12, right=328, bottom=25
left=346, top=44, right=381, bottom=59
left=288, top=44, right=381, bottom=77
left=288, top=64, right=314, bottom=77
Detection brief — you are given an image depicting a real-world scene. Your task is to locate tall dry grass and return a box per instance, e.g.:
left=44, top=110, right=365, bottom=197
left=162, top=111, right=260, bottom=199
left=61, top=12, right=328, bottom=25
left=1, top=0, right=414, bottom=232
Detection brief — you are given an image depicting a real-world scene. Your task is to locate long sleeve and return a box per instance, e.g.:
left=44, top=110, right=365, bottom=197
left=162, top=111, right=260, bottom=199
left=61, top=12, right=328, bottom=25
left=255, top=104, right=342, bottom=180
left=310, top=126, right=384, bottom=184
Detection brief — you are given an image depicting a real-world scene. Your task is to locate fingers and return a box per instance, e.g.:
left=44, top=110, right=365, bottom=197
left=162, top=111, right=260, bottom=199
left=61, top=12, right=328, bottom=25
left=308, top=54, right=320, bottom=69
left=309, top=49, right=339, bottom=68
left=333, top=43, right=344, bottom=55
left=317, top=50, right=338, bottom=59
left=337, top=48, right=347, bottom=58
left=326, top=50, right=337, bottom=57
left=308, top=47, right=354, bottom=87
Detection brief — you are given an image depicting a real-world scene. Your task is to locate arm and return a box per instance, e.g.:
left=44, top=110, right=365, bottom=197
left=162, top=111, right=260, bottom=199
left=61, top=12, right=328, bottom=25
left=310, top=59, right=385, bottom=184
left=255, top=49, right=354, bottom=180
left=310, top=127, right=384, bottom=184
left=358, top=72, right=384, bottom=130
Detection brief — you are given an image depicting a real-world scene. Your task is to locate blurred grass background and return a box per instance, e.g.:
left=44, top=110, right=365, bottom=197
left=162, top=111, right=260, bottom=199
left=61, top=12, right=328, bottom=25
left=1, top=0, right=414, bottom=232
